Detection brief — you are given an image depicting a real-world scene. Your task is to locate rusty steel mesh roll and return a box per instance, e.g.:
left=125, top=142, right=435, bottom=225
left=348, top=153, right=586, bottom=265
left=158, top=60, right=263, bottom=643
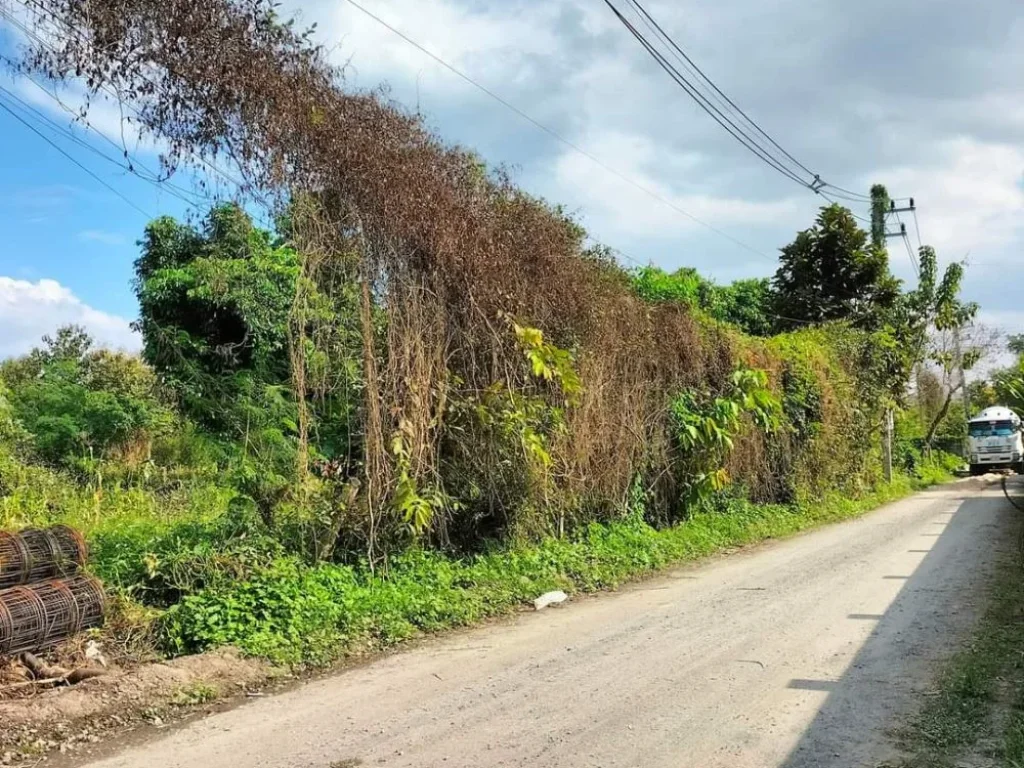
left=0, top=576, right=106, bottom=656
left=65, top=575, right=105, bottom=630
left=0, top=526, right=87, bottom=589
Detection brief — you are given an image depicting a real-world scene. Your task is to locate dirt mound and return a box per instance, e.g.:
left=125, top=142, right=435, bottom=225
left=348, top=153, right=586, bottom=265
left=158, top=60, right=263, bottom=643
left=0, top=648, right=274, bottom=762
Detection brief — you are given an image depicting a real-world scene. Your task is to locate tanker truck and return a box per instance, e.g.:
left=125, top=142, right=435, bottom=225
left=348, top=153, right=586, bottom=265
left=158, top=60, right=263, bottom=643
left=968, top=406, right=1024, bottom=475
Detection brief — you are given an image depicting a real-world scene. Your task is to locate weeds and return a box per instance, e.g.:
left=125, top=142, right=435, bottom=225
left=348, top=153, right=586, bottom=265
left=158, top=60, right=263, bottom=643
left=161, top=474, right=942, bottom=666
left=171, top=681, right=218, bottom=706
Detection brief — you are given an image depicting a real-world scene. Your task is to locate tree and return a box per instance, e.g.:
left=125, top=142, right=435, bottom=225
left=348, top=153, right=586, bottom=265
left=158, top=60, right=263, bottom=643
left=0, top=326, right=172, bottom=466
left=773, top=204, right=900, bottom=330
left=713, top=278, right=774, bottom=337
left=990, top=336, right=1024, bottom=416
left=134, top=203, right=299, bottom=430
left=922, top=323, right=994, bottom=446
left=134, top=203, right=364, bottom=525
left=630, top=266, right=706, bottom=306
left=41, top=325, right=94, bottom=363
left=630, top=267, right=774, bottom=336
left=1007, top=334, right=1024, bottom=357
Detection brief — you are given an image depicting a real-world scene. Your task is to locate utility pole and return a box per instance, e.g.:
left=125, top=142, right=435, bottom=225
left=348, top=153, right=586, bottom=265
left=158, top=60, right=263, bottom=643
left=954, top=326, right=972, bottom=458
left=870, top=184, right=890, bottom=250
left=872, top=184, right=895, bottom=481
left=884, top=198, right=919, bottom=276
left=882, top=408, right=893, bottom=483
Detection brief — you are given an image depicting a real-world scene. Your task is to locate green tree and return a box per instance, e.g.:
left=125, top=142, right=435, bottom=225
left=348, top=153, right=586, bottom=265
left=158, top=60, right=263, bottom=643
left=990, top=335, right=1024, bottom=416
left=134, top=204, right=306, bottom=523
left=630, top=266, right=707, bottom=306
left=916, top=255, right=981, bottom=446
left=0, top=327, right=172, bottom=466
left=1007, top=334, right=1024, bottom=357
left=134, top=203, right=363, bottom=526
left=712, top=278, right=774, bottom=337
left=773, top=204, right=900, bottom=330
left=134, top=204, right=299, bottom=431
left=631, top=267, right=774, bottom=336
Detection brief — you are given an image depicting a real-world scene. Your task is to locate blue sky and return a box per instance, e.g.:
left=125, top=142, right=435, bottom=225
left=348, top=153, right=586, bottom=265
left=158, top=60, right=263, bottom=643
left=2, top=0, right=1022, bottom=360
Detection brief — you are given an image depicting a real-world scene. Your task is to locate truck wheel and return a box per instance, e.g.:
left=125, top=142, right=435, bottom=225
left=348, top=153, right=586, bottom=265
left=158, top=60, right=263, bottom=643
left=970, top=464, right=984, bottom=476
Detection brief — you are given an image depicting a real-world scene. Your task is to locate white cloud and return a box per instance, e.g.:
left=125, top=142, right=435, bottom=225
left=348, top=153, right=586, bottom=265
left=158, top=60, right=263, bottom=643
left=0, top=277, right=139, bottom=359
left=78, top=229, right=128, bottom=246
left=870, top=138, right=1024, bottom=260
left=547, top=130, right=803, bottom=240
left=307, top=0, right=562, bottom=89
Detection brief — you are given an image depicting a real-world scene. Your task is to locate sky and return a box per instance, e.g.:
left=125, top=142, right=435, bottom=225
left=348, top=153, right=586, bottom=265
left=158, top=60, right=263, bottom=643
left=1, top=0, right=1022, bottom=361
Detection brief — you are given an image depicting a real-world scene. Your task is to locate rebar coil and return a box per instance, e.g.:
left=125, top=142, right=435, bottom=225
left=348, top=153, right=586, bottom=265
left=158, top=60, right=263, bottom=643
left=0, top=575, right=106, bottom=656
left=0, top=526, right=88, bottom=589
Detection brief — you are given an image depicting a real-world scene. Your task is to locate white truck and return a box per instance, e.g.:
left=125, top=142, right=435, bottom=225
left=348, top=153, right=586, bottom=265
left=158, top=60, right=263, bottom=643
left=968, top=406, right=1024, bottom=475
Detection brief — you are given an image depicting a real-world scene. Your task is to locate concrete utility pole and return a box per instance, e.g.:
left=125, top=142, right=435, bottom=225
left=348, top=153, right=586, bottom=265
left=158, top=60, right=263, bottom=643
left=884, top=198, right=919, bottom=277
left=882, top=408, right=893, bottom=483
left=954, top=326, right=972, bottom=457
left=871, top=184, right=896, bottom=481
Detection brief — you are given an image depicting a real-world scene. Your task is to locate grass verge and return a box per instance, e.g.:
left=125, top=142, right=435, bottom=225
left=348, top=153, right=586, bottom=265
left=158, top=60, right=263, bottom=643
left=160, top=471, right=947, bottom=666
left=890, top=481, right=1024, bottom=768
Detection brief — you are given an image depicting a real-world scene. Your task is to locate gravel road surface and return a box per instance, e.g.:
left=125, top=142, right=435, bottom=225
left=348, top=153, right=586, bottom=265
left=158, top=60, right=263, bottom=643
left=72, top=478, right=1016, bottom=768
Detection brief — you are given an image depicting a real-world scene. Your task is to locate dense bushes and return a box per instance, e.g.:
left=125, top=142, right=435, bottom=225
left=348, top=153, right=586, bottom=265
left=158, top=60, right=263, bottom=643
left=161, top=476, right=939, bottom=665
left=0, top=0, right=973, bottom=666
left=0, top=328, right=173, bottom=469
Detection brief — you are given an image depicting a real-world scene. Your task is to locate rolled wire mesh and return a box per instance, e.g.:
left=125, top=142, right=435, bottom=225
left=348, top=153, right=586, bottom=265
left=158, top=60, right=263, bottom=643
left=33, top=580, right=80, bottom=650
left=49, top=526, right=89, bottom=574
left=0, top=526, right=87, bottom=589
left=0, top=576, right=105, bottom=657
left=65, top=575, right=105, bottom=631
left=0, top=587, right=44, bottom=657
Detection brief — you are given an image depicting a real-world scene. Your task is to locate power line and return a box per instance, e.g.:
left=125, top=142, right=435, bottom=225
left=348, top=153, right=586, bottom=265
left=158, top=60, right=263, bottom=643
left=818, top=189, right=871, bottom=224
left=603, top=0, right=902, bottom=217
left=892, top=210, right=918, bottom=276
left=3, top=0, right=278, bottom=228
left=0, top=79, right=206, bottom=209
left=911, top=206, right=923, bottom=251
left=15, top=73, right=207, bottom=199
left=623, top=0, right=815, bottom=181
left=603, top=0, right=816, bottom=189
left=340, top=0, right=774, bottom=262
left=819, top=182, right=871, bottom=202
left=603, top=0, right=810, bottom=189
left=0, top=97, right=153, bottom=218
left=819, top=188, right=874, bottom=204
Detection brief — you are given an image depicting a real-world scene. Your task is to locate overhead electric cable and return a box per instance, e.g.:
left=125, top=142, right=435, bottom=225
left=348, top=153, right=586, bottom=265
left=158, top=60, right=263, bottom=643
left=0, top=96, right=152, bottom=217
left=339, top=0, right=775, bottom=262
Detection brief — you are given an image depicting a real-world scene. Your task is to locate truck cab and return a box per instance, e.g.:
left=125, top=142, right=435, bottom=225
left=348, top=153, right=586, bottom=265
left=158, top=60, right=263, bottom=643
left=968, top=406, right=1024, bottom=475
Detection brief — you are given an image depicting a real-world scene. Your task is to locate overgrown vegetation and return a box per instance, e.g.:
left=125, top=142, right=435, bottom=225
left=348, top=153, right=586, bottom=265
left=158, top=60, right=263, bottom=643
left=0, top=0, right=972, bottom=666
left=162, top=478, right=935, bottom=666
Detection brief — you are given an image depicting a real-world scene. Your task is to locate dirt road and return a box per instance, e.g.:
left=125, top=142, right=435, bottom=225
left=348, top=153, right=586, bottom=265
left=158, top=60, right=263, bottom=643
left=73, top=479, right=1017, bottom=768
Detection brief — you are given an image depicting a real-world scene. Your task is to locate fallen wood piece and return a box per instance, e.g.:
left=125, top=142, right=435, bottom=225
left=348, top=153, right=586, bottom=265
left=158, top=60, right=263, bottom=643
left=0, top=676, right=65, bottom=693
left=20, top=651, right=66, bottom=680
left=18, top=652, right=106, bottom=686
left=64, top=667, right=107, bottom=685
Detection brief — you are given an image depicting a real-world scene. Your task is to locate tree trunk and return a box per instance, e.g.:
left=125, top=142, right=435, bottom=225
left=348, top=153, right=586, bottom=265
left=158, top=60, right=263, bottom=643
left=924, top=384, right=961, bottom=447
left=317, top=479, right=362, bottom=562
